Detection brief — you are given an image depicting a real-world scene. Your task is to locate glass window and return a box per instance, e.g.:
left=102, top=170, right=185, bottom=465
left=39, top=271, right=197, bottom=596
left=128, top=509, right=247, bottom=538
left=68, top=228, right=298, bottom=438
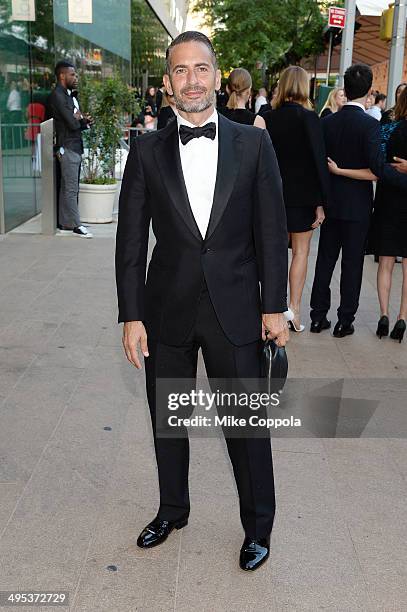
left=0, top=0, right=54, bottom=231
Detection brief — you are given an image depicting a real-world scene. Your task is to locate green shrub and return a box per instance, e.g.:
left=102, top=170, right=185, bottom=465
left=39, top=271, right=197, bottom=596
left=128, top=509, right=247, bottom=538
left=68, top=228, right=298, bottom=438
left=79, top=74, right=140, bottom=184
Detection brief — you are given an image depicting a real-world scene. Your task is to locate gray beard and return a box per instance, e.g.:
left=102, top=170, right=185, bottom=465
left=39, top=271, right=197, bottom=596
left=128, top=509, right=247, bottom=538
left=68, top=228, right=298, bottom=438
left=173, top=90, right=215, bottom=114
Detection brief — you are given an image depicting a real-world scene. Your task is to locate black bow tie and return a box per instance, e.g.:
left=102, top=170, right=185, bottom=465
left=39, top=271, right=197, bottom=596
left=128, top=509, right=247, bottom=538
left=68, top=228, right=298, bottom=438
left=179, top=122, right=216, bottom=145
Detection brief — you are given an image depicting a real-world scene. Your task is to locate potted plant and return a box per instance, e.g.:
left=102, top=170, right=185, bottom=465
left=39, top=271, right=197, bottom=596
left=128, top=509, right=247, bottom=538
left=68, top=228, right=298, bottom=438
left=78, top=74, right=140, bottom=223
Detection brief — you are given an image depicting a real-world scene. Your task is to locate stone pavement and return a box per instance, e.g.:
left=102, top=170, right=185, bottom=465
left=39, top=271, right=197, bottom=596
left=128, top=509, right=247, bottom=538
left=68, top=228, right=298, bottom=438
left=0, top=219, right=406, bottom=612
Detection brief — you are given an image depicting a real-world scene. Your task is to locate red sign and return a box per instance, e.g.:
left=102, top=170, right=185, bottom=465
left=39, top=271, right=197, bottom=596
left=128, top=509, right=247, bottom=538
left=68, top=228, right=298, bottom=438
left=328, top=7, right=346, bottom=29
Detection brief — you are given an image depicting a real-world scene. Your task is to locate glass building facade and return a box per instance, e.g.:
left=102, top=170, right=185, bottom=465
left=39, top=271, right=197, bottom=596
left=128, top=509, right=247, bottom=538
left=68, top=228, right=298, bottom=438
left=0, top=0, right=185, bottom=232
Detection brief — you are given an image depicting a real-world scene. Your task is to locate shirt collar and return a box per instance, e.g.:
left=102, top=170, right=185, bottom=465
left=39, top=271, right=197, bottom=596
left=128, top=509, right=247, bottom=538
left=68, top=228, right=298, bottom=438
left=345, top=101, right=366, bottom=111
left=177, top=108, right=218, bottom=130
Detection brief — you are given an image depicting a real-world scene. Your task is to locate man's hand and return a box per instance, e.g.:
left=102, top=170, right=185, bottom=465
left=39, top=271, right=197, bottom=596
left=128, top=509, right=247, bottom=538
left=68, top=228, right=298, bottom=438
left=262, top=313, right=289, bottom=347
left=122, top=321, right=149, bottom=369
left=84, top=113, right=94, bottom=126
left=391, top=157, right=407, bottom=174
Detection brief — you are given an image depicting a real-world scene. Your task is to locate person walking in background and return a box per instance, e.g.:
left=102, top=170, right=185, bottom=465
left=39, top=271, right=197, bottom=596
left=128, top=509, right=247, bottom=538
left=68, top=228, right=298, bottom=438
left=262, top=65, right=329, bottom=332
left=367, top=87, right=407, bottom=341
left=116, top=30, right=288, bottom=573
left=218, top=68, right=265, bottom=127
left=256, top=85, right=276, bottom=117
left=157, top=90, right=177, bottom=130
left=24, top=100, right=46, bottom=173
left=381, top=82, right=407, bottom=124
left=319, top=87, right=346, bottom=118
left=327, top=89, right=407, bottom=342
left=144, top=86, right=158, bottom=129
left=311, top=64, right=407, bottom=337
left=364, top=94, right=374, bottom=111
left=48, top=61, right=93, bottom=238
left=254, top=87, right=268, bottom=114
left=366, top=93, right=386, bottom=121
left=156, top=85, right=163, bottom=113
left=6, top=81, right=22, bottom=148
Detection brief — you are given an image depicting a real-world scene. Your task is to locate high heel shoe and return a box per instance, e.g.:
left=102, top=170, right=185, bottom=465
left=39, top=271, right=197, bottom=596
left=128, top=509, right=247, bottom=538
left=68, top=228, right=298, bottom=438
left=376, top=315, right=389, bottom=339
left=287, top=307, right=305, bottom=332
left=390, top=319, right=406, bottom=343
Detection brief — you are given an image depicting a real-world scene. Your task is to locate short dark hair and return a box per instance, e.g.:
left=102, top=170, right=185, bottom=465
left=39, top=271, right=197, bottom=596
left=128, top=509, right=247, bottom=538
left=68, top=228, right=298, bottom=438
left=344, top=64, right=373, bottom=100
left=55, top=61, right=75, bottom=79
left=165, top=31, right=217, bottom=74
left=374, top=93, right=386, bottom=104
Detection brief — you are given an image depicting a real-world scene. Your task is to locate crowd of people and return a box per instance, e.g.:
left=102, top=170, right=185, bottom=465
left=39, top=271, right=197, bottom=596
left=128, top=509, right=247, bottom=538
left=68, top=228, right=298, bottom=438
left=43, top=50, right=407, bottom=343
left=152, top=64, right=407, bottom=343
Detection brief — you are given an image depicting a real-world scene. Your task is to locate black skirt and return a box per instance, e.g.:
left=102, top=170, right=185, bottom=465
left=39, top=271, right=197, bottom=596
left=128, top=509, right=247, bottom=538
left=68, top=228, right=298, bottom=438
left=286, top=206, right=315, bottom=233
left=367, top=183, right=407, bottom=258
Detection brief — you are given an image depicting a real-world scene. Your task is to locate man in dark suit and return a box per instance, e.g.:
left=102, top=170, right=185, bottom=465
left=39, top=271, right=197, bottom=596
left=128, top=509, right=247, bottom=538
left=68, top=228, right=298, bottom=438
left=48, top=61, right=93, bottom=238
left=115, top=31, right=289, bottom=572
left=310, top=64, right=407, bottom=337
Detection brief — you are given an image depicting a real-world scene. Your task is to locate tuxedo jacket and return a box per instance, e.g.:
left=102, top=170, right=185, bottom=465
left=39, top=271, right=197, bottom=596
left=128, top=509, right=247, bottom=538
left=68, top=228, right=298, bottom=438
left=115, top=113, right=288, bottom=347
left=322, top=105, right=407, bottom=222
left=47, top=84, right=88, bottom=155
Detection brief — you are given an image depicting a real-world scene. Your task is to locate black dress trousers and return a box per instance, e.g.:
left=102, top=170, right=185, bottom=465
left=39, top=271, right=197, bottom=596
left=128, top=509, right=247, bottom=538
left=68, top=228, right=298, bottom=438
left=144, top=281, right=276, bottom=540
left=310, top=217, right=370, bottom=325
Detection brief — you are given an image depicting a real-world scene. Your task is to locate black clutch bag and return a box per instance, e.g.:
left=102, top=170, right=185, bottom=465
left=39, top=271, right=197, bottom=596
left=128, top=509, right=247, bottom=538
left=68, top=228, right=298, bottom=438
left=261, top=338, right=288, bottom=395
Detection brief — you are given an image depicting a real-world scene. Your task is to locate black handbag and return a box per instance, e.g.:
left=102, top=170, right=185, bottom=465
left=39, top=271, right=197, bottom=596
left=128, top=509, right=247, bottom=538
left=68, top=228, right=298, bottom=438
left=261, top=338, right=288, bottom=395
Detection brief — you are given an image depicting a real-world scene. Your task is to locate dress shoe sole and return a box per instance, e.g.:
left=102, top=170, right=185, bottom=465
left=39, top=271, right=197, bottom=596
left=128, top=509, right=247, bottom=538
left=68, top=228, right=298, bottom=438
left=239, top=550, right=270, bottom=572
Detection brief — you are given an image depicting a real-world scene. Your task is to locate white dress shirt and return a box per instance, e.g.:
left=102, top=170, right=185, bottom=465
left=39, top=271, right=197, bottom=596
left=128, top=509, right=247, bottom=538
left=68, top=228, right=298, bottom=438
left=366, top=105, right=382, bottom=121
left=177, top=109, right=218, bottom=238
left=255, top=95, right=267, bottom=114
left=67, top=89, right=80, bottom=113
left=345, top=101, right=366, bottom=111
left=7, top=89, right=21, bottom=111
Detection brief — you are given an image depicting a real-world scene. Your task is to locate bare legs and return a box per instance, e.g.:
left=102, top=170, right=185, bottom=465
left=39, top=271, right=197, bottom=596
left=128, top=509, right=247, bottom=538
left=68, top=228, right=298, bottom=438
left=377, top=256, right=407, bottom=320
left=289, top=230, right=313, bottom=328
left=377, top=256, right=395, bottom=317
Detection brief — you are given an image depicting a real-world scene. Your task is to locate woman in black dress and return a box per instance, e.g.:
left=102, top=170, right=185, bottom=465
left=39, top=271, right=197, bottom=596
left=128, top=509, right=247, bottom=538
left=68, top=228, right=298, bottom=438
left=157, top=90, right=176, bottom=130
left=370, top=88, right=407, bottom=342
left=327, top=88, right=407, bottom=342
left=218, top=68, right=265, bottom=128
left=381, top=82, right=406, bottom=125
left=143, top=86, right=158, bottom=129
left=263, top=66, right=329, bottom=332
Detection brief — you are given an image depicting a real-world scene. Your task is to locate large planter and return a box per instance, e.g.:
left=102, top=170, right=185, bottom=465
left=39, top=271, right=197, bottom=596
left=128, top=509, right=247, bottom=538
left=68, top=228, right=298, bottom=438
left=78, top=182, right=118, bottom=223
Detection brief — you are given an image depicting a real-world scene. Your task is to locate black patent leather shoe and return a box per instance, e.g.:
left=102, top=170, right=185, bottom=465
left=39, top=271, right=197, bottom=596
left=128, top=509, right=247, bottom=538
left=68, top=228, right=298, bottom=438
left=333, top=322, right=354, bottom=338
left=310, top=317, right=331, bottom=333
left=239, top=536, right=270, bottom=571
left=137, top=516, right=188, bottom=549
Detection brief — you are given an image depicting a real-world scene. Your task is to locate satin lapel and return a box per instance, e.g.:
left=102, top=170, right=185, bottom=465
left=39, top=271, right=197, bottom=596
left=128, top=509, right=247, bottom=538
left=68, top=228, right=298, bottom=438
left=153, top=122, right=202, bottom=242
left=205, top=114, right=242, bottom=240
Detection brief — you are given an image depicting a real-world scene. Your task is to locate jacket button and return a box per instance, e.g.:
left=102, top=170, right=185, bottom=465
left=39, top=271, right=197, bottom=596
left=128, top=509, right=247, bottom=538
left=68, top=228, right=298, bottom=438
left=203, top=248, right=212, bottom=254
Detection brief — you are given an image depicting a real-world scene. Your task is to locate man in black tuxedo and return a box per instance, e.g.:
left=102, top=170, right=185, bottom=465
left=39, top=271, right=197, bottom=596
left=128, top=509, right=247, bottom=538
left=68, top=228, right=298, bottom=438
left=310, top=64, right=407, bottom=337
left=48, top=61, right=93, bottom=238
left=116, top=31, right=289, bottom=571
